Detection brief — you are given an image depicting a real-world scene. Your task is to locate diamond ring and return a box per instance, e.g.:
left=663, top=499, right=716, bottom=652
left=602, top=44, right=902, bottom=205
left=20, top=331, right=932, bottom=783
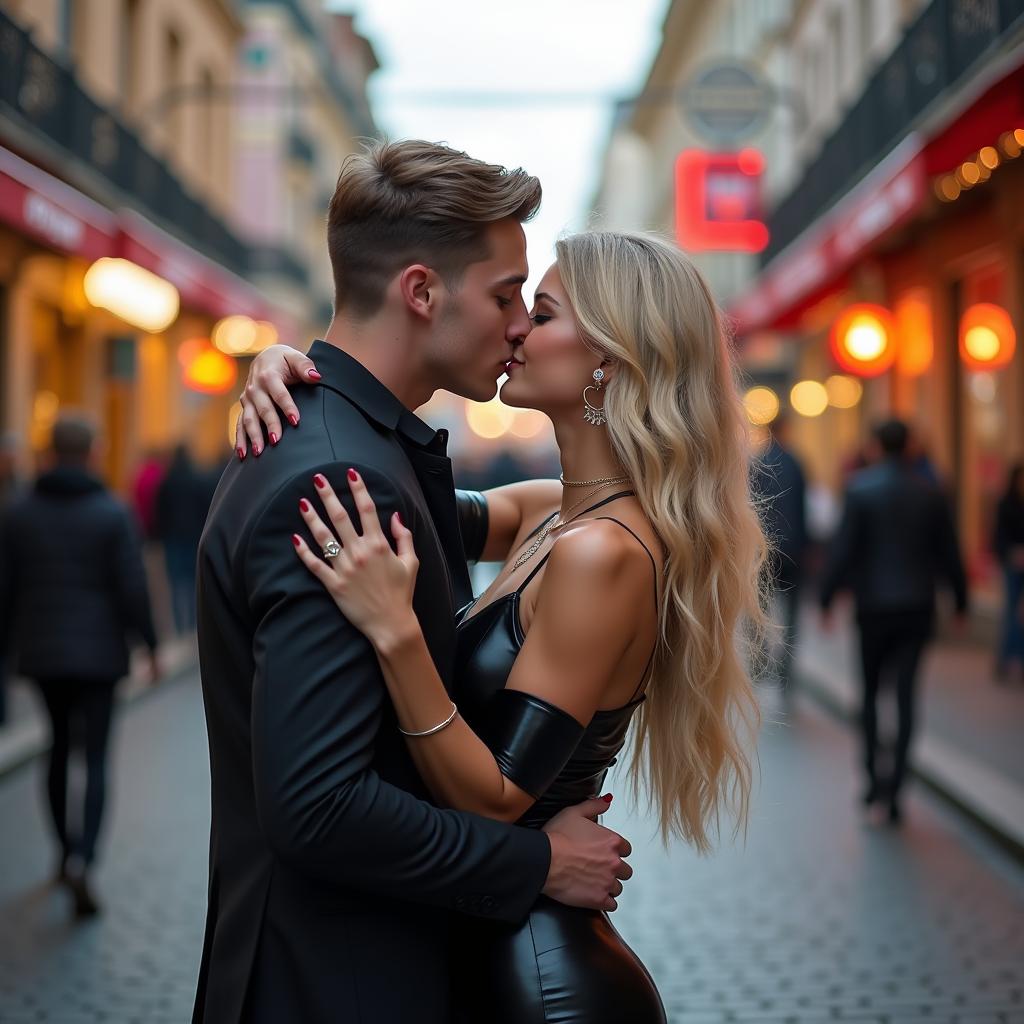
left=322, top=539, right=342, bottom=560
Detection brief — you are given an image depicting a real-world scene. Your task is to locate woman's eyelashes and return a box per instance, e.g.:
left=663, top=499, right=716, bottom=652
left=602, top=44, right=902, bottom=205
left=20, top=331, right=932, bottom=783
left=529, top=314, right=552, bottom=325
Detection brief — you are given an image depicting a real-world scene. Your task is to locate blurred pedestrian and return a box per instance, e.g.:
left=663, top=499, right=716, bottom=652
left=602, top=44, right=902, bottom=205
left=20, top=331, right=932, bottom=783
left=0, top=415, right=158, bottom=916
left=155, top=443, right=210, bottom=635
left=0, top=432, right=24, bottom=725
left=994, top=462, right=1024, bottom=683
left=819, top=419, right=967, bottom=825
left=131, top=448, right=167, bottom=542
left=754, top=415, right=807, bottom=691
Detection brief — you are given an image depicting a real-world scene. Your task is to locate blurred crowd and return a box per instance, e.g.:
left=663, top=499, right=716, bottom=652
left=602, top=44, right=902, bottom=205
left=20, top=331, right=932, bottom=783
left=753, top=416, right=1023, bottom=823
left=0, top=412, right=1021, bottom=920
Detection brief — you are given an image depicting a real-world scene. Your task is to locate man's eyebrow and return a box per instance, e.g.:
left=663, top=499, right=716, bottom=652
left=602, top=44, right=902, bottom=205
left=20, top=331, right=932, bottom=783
left=494, top=274, right=528, bottom=287
left=534, top=291, right=561, bottom=307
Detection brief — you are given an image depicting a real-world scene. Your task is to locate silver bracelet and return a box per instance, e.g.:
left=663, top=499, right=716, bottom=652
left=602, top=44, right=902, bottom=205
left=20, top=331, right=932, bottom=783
left=398, top=702, right=459, bottom=738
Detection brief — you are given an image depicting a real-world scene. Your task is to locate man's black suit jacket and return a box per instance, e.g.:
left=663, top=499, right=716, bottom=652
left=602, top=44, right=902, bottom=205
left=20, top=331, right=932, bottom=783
left=193, top=342, right=550, bottom=1024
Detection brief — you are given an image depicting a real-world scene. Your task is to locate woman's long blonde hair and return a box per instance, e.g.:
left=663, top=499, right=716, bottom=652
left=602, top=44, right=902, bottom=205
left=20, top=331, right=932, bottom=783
left=556, top=231, right=767, bottom=852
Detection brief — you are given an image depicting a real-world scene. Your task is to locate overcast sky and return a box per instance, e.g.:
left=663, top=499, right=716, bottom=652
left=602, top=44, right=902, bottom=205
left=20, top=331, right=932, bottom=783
left=329, top=0, right=669, bottom=293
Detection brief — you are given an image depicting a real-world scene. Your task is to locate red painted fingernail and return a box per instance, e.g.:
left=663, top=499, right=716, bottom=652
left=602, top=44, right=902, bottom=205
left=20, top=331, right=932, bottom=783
left=236, top=447, right=245, bottom=461
left=308, top=369, right=322, bottom=380
left=299, top=498, right=310, bottom=512
left=314, top=474, right=326, bottom=488
left=602, top=794, right=613, bottom=803
left=292, top=534, right=301, bottom=547
left=254, top=445, right=262, bottom=457
left=269, top=432, right=278, bottom=446
left=288, top=414, right=299, bottom=428
left=348, top=468, right=358, bottom=482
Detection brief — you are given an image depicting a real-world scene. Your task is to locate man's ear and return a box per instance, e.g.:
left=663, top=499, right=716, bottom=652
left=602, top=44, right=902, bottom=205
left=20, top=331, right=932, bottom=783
left=398, top=265, right=439, bottom=320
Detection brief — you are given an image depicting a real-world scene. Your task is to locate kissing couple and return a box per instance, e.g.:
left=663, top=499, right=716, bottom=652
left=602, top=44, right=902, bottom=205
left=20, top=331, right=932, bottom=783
left=193, top=139, right=765, bottom=1023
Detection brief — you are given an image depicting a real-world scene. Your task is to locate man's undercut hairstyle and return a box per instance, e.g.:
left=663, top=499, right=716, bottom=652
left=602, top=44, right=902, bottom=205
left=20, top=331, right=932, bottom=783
left=51, top=415, right=95, bottom=464
left=326, top=139, right=542, bottom=318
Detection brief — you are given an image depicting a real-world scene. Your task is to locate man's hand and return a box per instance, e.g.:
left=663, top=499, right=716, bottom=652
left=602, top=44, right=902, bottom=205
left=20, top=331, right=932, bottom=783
left=541, top=797, right=632, bottom=912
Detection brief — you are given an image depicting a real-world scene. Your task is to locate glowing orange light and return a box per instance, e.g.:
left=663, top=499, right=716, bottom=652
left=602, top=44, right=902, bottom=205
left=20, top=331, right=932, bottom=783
left=182, top=341, right=238, bottom=394
left=979, top=146, right=999, bottom=170
left=830, top=304, right=897, bottom=377
left=895, top=293, right=934, bottom=377
left=177, top=337, right=209, bottom=369
left=959, top=303, right=1016, bottom=371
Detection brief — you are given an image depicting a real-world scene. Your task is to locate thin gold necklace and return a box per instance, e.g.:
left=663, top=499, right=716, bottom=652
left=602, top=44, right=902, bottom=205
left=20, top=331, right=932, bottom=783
left=508, top=478, right=628, bottom=574
left=560, top=473, right=630, bottom=488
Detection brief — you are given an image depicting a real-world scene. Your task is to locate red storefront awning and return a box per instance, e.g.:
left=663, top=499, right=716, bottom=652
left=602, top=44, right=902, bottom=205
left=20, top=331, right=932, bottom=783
left=0, top=144, right=297, bottom=336
left=729, top=56, right=1024, bottom=335
left=116, top=208, right=275, bottom=325
left=0, top=144, right=118, bottom=260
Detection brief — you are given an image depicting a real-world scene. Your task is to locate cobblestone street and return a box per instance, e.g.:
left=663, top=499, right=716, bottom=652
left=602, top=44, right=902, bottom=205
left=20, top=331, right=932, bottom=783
left=0, top=672, right=1021, bottom=1023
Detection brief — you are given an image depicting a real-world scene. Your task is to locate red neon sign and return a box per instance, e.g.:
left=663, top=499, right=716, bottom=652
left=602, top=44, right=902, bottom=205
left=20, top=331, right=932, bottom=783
left=675, top=149, right=769, bottom=253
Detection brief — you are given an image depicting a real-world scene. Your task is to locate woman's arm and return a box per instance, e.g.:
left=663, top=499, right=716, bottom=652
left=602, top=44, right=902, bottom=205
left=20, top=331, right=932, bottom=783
left=293, top=473, right=649, bottom=822
left=459, top=480, right=563, bottom=564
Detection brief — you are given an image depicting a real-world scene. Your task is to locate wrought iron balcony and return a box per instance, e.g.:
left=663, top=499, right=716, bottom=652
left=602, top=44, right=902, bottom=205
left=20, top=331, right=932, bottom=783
left=761, top=0, right=1024, bottom=265
left=0, top=8, right=248, bottom=275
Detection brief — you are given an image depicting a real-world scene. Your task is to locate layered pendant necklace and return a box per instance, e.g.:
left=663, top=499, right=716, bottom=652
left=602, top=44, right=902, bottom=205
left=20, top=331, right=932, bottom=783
left=508, top=474, right=630, bottom=574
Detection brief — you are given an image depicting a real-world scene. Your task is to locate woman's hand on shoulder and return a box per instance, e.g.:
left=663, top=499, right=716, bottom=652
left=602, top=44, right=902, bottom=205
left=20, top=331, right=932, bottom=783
left=509, top=520, right=654, bottom=724
left=290, top=468, right=420, bottom=650
left=236, top=344, right=321, bottom=459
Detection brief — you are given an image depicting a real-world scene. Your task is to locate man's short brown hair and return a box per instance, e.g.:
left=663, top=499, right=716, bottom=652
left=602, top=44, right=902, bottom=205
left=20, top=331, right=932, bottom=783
left=326, top=140, right=542, bottom=317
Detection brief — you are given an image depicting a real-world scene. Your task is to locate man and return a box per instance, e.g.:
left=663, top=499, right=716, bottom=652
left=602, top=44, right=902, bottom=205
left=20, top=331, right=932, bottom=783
left=820, top=419, right=967, bottom=824
left=754, top=415, right=807, bottom=691
left=194, top=141, right=631, bottom=1024
left=0, top=416, right=159, bottom=915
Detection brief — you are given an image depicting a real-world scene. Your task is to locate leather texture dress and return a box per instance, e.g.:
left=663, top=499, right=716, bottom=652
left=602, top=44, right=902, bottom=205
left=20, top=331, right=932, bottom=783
left=451, top=490, right=667, bottom=1024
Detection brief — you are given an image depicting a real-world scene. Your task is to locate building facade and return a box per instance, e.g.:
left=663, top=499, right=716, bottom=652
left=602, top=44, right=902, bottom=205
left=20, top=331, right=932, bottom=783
left=0, top=0, right=377, bottom=491
left=592, top=0, right=1024, bottom=601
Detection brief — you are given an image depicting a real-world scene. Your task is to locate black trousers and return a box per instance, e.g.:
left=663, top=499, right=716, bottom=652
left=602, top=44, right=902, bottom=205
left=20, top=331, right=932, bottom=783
left=33, top=677, right=118, bottom=866
left=856, top=610, right=932, bottom=798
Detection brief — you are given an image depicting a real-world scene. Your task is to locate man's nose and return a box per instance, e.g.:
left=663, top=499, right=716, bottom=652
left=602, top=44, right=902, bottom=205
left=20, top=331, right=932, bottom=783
left=507, top=295, right=532, bottom=342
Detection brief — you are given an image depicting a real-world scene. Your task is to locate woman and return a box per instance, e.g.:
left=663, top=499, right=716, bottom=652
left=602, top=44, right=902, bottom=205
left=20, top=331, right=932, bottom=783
left=237, top=231, right=766, bottom=1022
left=995, top=463, right=1024, bottom=682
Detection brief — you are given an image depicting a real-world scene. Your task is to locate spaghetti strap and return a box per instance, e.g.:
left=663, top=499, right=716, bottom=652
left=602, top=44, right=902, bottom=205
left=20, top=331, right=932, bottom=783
left=515, top=490, right=637, bottom=596
left=592, top=516, right=662, bottom=703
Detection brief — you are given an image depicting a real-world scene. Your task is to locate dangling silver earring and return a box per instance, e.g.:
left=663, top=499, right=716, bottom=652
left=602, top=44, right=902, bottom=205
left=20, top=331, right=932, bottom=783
left=583, top=368, right=607, bottom=426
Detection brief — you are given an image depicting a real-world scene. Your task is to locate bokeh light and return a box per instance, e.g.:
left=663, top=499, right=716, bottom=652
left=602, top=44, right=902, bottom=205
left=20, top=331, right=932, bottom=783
left=790, top=380, right=829, bottom=418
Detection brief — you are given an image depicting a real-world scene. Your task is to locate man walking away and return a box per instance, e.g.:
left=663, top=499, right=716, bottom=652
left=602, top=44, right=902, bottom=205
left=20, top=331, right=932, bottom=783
left=0, top=415, right=159, bottom=916
left=819, top=419, right=967, bottom=824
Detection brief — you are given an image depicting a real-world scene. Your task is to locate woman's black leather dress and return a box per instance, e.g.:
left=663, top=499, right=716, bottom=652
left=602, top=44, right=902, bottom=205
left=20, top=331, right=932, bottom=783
left=450, top=491, right=667, bottom=1024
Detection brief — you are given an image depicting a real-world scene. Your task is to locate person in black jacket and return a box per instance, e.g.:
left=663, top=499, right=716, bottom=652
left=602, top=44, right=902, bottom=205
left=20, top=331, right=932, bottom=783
left=820, top=419, right=967, bottom=824
left=155, top=443, right=211, bottom=634
left=754, top=416, right=808, bottom=691
left=193, top=141, right=631, bottom=1024
left=994, top=462, right=1024, bottom=681
left=0, top=415, right=158, bottom=916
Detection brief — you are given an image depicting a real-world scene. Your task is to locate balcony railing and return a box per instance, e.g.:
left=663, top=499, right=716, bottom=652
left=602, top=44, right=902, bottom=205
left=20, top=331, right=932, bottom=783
left=248, top=245, right=310, bottom=289
left=0, top=9, right=248, bottom=276
left=761, top=0, right=1024, bottom=265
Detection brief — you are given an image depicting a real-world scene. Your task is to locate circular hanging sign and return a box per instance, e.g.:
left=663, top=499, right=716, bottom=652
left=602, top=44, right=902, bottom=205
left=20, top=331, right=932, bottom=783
left=681, top=61, right=774, bottom=146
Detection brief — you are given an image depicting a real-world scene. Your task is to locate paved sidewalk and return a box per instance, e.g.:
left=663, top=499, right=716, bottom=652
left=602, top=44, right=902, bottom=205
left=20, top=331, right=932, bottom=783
left=1, top=672, right=1022, bottom=1022
left=795, top=606, right=1024, bottom=850
left=0, top=636, right=198, bottom=778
